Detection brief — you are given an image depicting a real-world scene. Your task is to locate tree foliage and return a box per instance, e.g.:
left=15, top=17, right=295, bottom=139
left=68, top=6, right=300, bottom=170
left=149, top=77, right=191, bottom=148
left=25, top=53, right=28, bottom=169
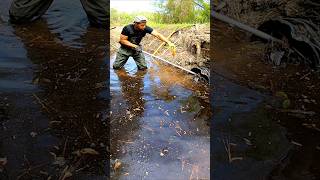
left=155, top=0, right=209, bottom=23
left=110, top=0, right=209, bottom=25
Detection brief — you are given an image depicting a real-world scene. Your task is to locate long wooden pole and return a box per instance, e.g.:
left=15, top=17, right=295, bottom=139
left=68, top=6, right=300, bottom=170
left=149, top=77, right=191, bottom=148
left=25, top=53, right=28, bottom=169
left=110, top=43, right=196, bottom=75
left=211, top=11, right=282, bottom=43
left=193, top=1, right=282, bottom=43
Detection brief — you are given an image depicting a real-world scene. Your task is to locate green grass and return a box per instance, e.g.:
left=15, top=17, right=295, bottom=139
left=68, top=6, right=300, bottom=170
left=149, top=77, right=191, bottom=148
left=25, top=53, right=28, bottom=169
left=110, top=8, right=209, bottom=28
left=111, top=22, right=208, bottom=31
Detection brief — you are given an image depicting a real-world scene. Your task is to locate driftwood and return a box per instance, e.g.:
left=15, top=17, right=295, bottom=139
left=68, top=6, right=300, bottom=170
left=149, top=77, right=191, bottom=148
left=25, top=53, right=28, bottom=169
left=211, top=11, right=282, bottom=43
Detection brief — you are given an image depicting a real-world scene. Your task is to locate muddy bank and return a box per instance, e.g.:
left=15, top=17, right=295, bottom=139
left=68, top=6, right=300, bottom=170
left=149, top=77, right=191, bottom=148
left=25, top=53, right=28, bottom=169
left=212, top=22, right=320, bottom=179
left=214, top=0, right=320, bottom=68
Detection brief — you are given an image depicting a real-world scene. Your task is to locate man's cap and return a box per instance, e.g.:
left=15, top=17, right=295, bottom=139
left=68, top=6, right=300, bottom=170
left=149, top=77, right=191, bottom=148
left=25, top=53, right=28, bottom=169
left=133, top=15, right=148, bottom=23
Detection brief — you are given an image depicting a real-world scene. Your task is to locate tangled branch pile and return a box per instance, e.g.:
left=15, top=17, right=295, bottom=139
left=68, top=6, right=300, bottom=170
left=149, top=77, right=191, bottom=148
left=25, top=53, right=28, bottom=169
left=142, top=24, right=210, bottom=70
left=214, top=0, right=320, bottom=68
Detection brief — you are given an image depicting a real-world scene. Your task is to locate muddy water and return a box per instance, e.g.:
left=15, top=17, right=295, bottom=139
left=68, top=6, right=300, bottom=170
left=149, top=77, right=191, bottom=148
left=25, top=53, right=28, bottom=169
left=212, top=74, right=291, bottom=179
left=212, top=23, right=320, bottom=179
left=0, top=0, right=109, bottom=179
left=110, top=55, right=210, bottom=179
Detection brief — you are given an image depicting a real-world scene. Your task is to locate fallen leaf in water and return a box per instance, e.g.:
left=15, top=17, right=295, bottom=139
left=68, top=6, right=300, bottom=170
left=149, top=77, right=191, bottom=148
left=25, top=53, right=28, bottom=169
left=61, top=171, right=72, bottom=180
left=180, top=106, right=186, bottom=113
left=243, top=138, right=252, bottom=146
left=30, top=132, right=38, bottom=137
left=275, top=91, right=288, bottom=99
left=113, top=159, right=121, bottom=171
left=39, top=170, right=49, bottom=176
left=80, top=148, right=99, bottom=155
left=0, top=157, right=7, bottom=172
left=53, top=157, right=66, bottom=167
left=160, top=148, right=169, bottom=157
left=231, top=157, right=243, bottom=161
left=73, top=148, right=99, bottom=156
left=282, top=99, right=291, bottom=109
left=291, top=141, right=302, bottom=147
left=160, top=120, right=164, bottom=128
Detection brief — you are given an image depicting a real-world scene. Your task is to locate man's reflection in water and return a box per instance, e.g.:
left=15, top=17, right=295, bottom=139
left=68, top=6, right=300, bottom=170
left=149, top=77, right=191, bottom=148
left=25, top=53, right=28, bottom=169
left=110, top=68, right=146, bottom=158
left=12, top=18, right=109, bottom=178
left=116, top=69, right=146, bottom=115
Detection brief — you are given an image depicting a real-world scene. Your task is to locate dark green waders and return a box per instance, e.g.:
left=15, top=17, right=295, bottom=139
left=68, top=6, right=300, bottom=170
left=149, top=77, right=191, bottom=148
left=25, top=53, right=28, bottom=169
left=9, top=0, right=108, bottom=28
left=113, top=47, right=147, bottom=70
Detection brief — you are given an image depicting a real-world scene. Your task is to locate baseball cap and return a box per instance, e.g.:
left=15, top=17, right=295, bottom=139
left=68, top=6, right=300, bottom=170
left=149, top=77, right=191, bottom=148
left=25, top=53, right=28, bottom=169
left=133, top=15, right=148, bottom=23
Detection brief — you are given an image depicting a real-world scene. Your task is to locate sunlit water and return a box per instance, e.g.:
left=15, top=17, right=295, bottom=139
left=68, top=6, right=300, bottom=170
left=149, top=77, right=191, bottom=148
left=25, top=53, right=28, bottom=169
left=110, top=55, right=211, bottom=179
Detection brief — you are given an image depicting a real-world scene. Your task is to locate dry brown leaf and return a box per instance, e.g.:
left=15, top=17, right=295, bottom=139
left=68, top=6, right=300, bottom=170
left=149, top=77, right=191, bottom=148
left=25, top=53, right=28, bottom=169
left=73, top=148, right=99, bottom=156
left=113, top=159, right=122, bottom=171
left=80, top=148, right=99, bottom=155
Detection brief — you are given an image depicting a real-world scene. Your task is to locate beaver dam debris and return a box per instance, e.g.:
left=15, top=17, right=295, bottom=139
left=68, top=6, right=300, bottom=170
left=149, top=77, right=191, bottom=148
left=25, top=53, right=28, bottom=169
left=213, top=0, right=320, bottom=69
left=141, top=24, right=210, bottom=81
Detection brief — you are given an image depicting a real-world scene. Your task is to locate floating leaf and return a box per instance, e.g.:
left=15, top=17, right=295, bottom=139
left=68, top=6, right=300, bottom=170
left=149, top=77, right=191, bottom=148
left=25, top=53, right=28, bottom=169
left=113, top=159, right=121, bottom=171
left=275, top=91, right=288, bottom=99
left=73, top=148, right=99, bottom=156
left=282, top=99, right=291, bottom=109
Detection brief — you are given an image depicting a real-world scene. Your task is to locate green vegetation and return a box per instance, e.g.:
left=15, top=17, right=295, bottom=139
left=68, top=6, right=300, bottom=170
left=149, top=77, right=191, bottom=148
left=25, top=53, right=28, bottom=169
left=110, top=0, right=209, bottom=26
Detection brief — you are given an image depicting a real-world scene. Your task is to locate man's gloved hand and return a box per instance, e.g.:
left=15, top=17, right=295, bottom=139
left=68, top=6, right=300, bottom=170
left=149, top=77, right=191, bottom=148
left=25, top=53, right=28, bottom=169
left=168, top=42, right=175, bottom=49
left=167, top=42, right=176, bottom=56
left=134, top=45, right=143, bottom=53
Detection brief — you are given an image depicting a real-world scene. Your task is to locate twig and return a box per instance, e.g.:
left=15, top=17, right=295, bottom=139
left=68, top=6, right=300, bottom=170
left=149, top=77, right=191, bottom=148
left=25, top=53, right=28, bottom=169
left=83, top=126, right=92, bottom=139
left=32, top=93, right=50, bottom=112
left=63, top=137, right=68, bottom=157
left=279, top=109, right=316, bottom=115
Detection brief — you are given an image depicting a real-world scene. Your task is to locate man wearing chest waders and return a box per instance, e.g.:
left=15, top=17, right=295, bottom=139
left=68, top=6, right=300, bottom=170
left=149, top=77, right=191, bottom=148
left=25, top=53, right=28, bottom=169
left=113, top=15, right=176, bottom=70
left=8, top=0, right=107, bottom=28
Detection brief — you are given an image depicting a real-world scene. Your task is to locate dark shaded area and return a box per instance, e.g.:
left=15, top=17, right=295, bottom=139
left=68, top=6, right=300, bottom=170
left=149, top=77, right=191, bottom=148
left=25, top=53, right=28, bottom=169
left=9, top=0, right=108, bottom=28
left=256, top=20, right=320, bottom=68
left=0, top=0, right=110, bottom=178
left=211, top=21, right=320, bottom=180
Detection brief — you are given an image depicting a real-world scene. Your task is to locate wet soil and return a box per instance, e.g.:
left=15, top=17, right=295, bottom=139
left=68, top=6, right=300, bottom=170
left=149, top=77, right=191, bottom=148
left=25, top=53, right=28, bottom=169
left=212, top=22, right=320, bottom=179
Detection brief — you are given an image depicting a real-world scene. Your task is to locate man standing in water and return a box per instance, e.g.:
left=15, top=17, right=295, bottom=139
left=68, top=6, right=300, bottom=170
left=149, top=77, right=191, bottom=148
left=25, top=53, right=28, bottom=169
left=113, top=16, right=175, bottom=70
left=9, top=0, right=107, bottom=28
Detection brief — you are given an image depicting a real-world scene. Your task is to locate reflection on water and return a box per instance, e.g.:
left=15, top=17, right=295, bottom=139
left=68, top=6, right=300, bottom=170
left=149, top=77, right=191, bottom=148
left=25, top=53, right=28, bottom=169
left=0, top=0, right=109, bottom=178
left=110, top=56, right=211, bottom=179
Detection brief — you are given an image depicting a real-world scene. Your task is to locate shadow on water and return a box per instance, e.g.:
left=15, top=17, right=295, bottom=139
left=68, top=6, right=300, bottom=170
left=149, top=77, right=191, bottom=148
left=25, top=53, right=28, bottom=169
left=212, top=74, right=291, bottom=180
left=212, top=23, right=320, bottom=180
left=110, top=54, right=211, bottom=179
left=0, top=0, right=109, bottom=179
